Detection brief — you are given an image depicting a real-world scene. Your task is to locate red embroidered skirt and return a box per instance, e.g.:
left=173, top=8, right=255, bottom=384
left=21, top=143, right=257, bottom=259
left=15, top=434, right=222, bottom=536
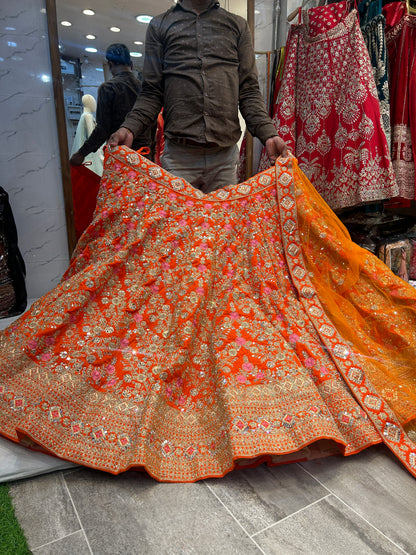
left=384, top=2, right=416, bottom=200
left=259, top=3, right=398, bottom=210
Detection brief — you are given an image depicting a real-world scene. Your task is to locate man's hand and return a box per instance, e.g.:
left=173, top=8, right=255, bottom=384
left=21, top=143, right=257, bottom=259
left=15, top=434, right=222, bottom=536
left=265, top=135, right=289, bottom=165
left=70, top=152, right=85, bottom=166
left=108, top=127, right=134, bottom=148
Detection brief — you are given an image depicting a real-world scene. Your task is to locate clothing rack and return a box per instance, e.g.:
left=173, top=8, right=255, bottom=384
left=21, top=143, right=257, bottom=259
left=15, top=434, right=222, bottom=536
left=254, top=50, right=283, bottom=114
left=287, top=7, right=301, bottom=21
left=287, top=0, right=322, bottom=22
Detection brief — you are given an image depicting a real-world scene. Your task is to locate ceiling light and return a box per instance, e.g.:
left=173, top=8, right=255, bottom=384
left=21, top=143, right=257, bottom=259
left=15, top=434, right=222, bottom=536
left=133, top=40, right=143, bottom=45
left=60, top=20, right=72, bottom=26
left=130, top=52, right=142, bottom=57
left=110, top=26, right=120, bottom=32
left=136, top=15, right=153, bottom=23
left=85, top=47, right=97, bottom=53
left=83, top=9, right=95, bottom=16
left=85, top=34, right=96, bottom=40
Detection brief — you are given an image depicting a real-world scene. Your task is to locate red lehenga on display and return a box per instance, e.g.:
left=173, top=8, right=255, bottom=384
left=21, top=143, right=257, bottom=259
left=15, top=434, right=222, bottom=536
left=258, top=1, right=398, bottom=211
left=70, top=164, right=101, bottom=241
left=0, top=146, right=415, bottom=482
left=383, top=1, right=416, bottom=200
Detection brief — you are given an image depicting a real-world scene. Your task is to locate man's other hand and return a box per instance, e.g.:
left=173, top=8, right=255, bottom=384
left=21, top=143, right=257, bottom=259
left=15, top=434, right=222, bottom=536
left=108, top=127, right=134, bottom=148
left=265, top=135, right=289, bottom=165
left=70, top=152, right=85, bottom=166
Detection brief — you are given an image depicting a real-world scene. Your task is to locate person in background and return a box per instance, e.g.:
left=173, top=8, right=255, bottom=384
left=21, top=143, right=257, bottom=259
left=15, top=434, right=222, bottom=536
left=70, top=43, right=154, bottom=166
left=108, top=0, right=287, bottom=193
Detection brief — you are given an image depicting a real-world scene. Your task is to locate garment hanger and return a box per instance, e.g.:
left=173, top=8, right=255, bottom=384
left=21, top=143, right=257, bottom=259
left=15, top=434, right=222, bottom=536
left=287, top=0, right=311, bottom=22
left=287, top=7, right=301, bottom=21
left=287, top=0, right=327, bottom=23
left=406, top=0, right=416, bottom=14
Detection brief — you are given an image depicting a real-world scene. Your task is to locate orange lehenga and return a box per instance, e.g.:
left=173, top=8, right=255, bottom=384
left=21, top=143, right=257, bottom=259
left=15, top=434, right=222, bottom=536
left=0, top=146, right=415, bottom=482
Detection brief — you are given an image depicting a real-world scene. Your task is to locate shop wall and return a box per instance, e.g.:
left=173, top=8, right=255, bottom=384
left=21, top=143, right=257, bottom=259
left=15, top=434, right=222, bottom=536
left=0, top=0, right=69, bottom=299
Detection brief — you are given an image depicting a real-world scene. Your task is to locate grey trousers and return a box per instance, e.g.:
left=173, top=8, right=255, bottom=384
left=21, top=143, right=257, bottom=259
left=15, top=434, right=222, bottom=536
left=160, top=139, right=239, bottom=193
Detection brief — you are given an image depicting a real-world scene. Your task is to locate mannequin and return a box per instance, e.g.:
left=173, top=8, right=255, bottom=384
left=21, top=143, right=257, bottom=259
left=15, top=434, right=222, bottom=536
left=70, top=94, right=104, bottom=176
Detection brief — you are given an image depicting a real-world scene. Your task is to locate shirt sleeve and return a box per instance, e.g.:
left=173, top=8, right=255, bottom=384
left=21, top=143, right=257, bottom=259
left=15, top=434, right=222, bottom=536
left=122, top=20, right=164, bottom=137
left=79, top=84, right=114, bottom=156
left=237, top=21, right=278, bottom=145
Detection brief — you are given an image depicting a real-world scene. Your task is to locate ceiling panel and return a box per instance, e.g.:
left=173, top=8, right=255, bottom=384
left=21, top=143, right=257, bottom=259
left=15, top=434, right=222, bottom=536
left=56, top=0, right=247, bottom=70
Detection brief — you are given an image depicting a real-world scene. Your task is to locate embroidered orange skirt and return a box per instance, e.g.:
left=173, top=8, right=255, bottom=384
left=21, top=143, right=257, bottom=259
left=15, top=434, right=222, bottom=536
left=0, top=146, right=415, bottom=482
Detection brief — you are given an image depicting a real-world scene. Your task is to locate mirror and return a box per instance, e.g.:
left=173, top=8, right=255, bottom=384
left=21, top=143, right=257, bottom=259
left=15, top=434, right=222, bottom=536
left=46, top=0, right=254, bottom=253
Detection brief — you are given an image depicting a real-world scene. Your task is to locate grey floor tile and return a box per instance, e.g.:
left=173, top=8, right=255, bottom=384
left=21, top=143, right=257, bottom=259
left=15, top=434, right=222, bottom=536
left=32, top=530, right=91, bottom=555
left=300, top=445, right=416, bottom=554
left=64, top=468, right=262, bottom=555
left=254, top=494, right=405, bottom=555
left=9, top=472, right=81, bottom=550
left=206, top=462, right=329, bottom=535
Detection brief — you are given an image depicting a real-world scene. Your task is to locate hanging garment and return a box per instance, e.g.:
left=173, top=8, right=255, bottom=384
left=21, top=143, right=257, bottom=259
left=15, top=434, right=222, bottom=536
left=236, top=130, right=249, bottom=183
left=410, top=238, right=416, bottom=280
left=358, top=0, right=391, bottom=148
left=383, top=1, right=416, bottom=199
left=237, top=48, right=287, bottom=183
left=0, top=187, right=27, bottom=318
left=155, top=111, right=165, bottom=167
left=258, top=1, right=398, bottom=210
left=270, top=46, right=287, bottom=118
left=0, top=146, right=415, bottom=483
left=70, top=164, right=102, bottom=241
left=70, top=111, right=104, bottom=177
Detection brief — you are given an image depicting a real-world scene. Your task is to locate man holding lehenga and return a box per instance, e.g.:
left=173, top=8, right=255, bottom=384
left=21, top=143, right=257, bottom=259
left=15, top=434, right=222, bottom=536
left=109, top=0, right=288, bottom=191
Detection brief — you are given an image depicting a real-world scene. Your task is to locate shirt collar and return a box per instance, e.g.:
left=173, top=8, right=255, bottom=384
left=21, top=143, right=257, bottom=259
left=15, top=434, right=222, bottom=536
left=176, top=0, right=220, bottom=14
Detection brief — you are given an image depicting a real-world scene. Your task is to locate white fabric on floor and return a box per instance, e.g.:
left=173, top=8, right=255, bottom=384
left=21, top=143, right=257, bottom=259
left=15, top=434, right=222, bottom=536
left=0, top=436, right=77, bottom=483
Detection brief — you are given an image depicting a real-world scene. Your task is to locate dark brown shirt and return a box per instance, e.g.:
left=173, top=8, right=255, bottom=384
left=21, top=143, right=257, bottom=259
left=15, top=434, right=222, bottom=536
left=123, top=0, right=278, bottom=147
left=79, top=71, right=153, bottom=156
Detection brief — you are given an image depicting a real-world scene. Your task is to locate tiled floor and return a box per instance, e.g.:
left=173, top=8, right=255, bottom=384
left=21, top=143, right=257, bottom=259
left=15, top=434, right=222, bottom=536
left=7, top=445, right=416, bottom=554
left=3, top=305, right=416, bottom=554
